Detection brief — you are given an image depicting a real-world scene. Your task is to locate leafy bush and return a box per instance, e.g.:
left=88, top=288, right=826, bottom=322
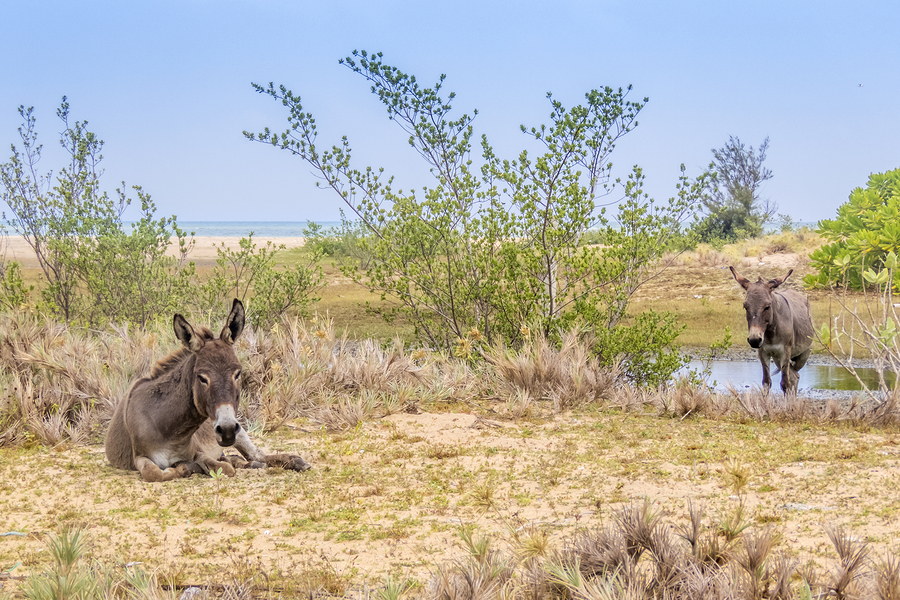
left=0, top=260, right=32, bottom=311
left=805, top=167, right=900, bottom=290
left=302, top=220, right=340, bottom=256
left=303, top=215, right=375, bottom=268
left=0, top=229, right=33, bottom=311
left=77, top=189, right=195, bottom=327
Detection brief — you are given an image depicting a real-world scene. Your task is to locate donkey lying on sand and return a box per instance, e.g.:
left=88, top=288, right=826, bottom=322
left=730, top=267, right=813, bottom=395
left=105, top=299, right=311, bottom=482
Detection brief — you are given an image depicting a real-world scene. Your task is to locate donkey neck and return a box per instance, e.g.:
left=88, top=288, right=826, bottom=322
left=765, top=292, right=795, bottom=341
left=150, top=352, right=208, bottom=435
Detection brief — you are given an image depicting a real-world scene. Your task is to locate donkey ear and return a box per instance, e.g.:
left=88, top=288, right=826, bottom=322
left=173, top=314, right=204, bottom=352
left=768, top=269, right=793, bottom=289
left=220, top=299, right=245, bottom=345
left=729, top=266, right=752, bottom=290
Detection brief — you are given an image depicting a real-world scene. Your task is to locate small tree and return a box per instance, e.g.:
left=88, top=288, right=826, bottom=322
left=77, top=187, right=196, bottom=327
left=196, top=233, right=324, bottom=328
left=1, top=98, right=194, bottom=326
left=246, top=51, right=708, bottom=384
left=694, top=136, right=775, bottom=242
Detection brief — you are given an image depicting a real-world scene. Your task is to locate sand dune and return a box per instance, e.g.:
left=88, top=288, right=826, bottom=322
left=2, top=235, right=307, bottom=268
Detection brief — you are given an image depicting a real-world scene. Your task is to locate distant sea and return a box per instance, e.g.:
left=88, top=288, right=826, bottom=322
left=125, top=220, right=820, bottom=238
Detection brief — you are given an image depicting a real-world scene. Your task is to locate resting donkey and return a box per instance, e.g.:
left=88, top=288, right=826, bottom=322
left=730, top=267, right=814, bottom=395
left=105, top=299, right=311, bottom=482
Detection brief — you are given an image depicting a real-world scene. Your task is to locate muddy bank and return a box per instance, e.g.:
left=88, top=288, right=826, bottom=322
left=683, top=345, right=878, bottom=369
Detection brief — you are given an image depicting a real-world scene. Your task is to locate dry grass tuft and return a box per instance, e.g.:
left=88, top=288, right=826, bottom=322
left=421, top=502, right=891, bottom=600
left=876, top=555, right=900, bottom=600
left=484, top=330, right=621, bottom=413
left=0, top=312, right=164, bottom=446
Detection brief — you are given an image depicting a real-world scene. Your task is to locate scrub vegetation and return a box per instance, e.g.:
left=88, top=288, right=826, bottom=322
left=4, top=52, right=900, bottom=600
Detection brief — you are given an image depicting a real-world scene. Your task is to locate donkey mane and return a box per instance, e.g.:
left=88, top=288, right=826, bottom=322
left=149, top=327, right=216, bottom=379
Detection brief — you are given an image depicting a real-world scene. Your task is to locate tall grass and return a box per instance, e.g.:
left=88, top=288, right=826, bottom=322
left=3, top=309, right=900, bottom=448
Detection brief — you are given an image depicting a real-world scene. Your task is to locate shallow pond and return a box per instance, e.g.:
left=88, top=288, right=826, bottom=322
left=684, top=360, right=895, bottom=392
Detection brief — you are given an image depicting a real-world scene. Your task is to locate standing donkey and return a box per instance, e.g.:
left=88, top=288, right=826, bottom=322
left=105, top=299, right=311, bottom=481
left=730, top=267, right=814, bottom=395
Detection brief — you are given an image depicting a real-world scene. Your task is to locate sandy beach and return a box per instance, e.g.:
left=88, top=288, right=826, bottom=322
left=2, top=235, right=307, bottom=268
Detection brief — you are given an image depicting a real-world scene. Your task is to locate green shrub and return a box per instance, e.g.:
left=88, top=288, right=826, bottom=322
left=196, top=233, right=324, bottom=328
left=805, top=167, right=900, bottom=290
left=0, top=260, right=32, bottom=311
left=1, top=99, right=193, bottom=326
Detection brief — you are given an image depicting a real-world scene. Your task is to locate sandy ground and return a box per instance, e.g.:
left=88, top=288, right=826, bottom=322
left=2, top=236, right=307, bottom=268
left=2, top=408, right=900, bottom=593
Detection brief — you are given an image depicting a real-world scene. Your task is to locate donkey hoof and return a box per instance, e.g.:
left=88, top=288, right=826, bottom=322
left=249, top=461, right=266, bottom=469
left=287, top=456, right=312, bottom=472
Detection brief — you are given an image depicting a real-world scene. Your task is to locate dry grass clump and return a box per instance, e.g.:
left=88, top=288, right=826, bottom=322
left=24, top=506, right=898, bottom=600
left=425, top=501, right=896, bottom=600
left=484, top=330, right=622, bottom=414
left=237, top=315, right=428, bottom=430
left=20, top=524, right=182, bottom=600
left=645, top=382, right=900, bottom=430
left=663, top=245, right=738, bottom=268
left=727, top=229, right=822, bottom=261
left=0, top=312, right=166, bottom=447
left=660, top=229, right=820, bottom=267
left=3, top=307, right=899, bottom=449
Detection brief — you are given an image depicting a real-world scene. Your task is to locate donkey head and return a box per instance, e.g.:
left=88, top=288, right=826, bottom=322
left=173, top=299, right=246, bottom=447
left=730, top=267, right=792, bottom=349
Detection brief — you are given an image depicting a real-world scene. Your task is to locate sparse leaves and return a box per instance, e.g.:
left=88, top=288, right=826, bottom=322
left=694, top=135, right=775, bottom=243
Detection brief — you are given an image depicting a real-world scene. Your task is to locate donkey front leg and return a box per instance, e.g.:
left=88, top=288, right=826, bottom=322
left=134, top=456, right=196, bottom=482
left=758, top=353, right=772, bottom=392
left=233, top=429, right=311, bottom=472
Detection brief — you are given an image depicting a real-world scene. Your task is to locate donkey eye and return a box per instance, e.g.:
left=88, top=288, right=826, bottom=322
left=234, top=370, right=242, bottom=381
left=197, top=374, right=210, bottom=385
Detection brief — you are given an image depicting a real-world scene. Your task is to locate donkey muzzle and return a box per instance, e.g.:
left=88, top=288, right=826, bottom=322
left=747, top=325, right=764, bottom=349
left=214, top=404, right=241, bottom=447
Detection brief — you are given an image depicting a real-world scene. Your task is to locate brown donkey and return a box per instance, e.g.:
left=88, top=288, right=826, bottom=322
left=105, top=299, right=311, bottom=481
left=730, top=267, right=814, bottom=394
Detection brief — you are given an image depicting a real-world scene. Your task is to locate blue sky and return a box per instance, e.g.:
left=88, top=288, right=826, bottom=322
left=1, top=1, right=897, bottom=224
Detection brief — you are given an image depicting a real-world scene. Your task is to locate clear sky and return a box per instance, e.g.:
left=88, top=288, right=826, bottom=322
left=1, top=1, right=897, bottom=224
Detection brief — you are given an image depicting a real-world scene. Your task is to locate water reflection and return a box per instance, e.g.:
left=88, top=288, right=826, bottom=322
left=683, top=360, right=895, bottom=392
